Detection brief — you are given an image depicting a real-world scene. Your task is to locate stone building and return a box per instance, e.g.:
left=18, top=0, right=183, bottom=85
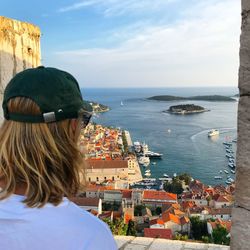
left=0, top=16, right=41, bottom=120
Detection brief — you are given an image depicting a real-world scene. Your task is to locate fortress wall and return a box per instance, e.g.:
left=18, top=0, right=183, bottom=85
left=0, top=16, right=41, bottom=120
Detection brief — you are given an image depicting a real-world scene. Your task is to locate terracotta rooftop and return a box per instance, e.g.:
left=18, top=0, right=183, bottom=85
left=144, top=228, right=172, bottom=239
left=208, top=219, right=232, bottom=232
left=69, top=197, right=100, bottom=207
left=143, top=190, right=177, bottom=201
left=86, top=159, right=128, bottom=169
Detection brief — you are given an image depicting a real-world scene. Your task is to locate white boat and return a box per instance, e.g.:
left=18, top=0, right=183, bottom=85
left=142, top=142, right=149, bottom=153
left=134, top=141, right=141, bottom=153
left=214, top=176, right=222, bottom=179
left=139, top=156, right=150, bottom=165
left=231, top=170, right=235, bottom=174
left=163, top=173, right=169, bottom=178
left=145, top=169, right=151, bottom=173
left=120, top=101, right=124, bottom=106
left=173, top=173, right=177, bottom=178
left=232, top=139, right=237, bottom=143
left=223, top=142, right=233, bottom=146
left=219, top=170, right=223, bottom=174
left=152, top=162, right=156, bottom=165
left=145, top=172, right=151, bottom=177
left=224, top=170, right=229, bottom=174
left=208, top=129, right=219, bottom=137
left=226, top=180, right=232, bottom=185
left=145, top=151, right=163, bottom=158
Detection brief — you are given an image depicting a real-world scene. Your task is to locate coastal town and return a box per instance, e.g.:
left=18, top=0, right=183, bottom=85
left=70, top=122, right=234, bottom=246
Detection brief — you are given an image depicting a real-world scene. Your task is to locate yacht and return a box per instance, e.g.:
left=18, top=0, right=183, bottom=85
left=139, top=156, right=150, bottom=165
left=144, top=172, right=151, bottom=177
left=224, top=169, right=229, bottom=174
left=226, top=180, right=232, bottom=185
left=208, top=129, right=219, bottom=137
left=145, top=151, right=163, bottom=158
left=163, top=173, right=169, bottom=178
left=120, top=101, right=124, bottom=106
left=134, top=141, right=141, bottom=153
left=219, top=170, right=223, bottom=174
left=214, top=176, right=222, bottom=179
left=231, top=170, right=235, bottom=174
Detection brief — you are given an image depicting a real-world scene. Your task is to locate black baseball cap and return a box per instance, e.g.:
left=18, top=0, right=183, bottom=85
left=2, top=66, right=93, bottom=123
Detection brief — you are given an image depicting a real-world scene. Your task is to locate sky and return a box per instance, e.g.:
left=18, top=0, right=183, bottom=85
left=0, top=0, right=241, bottom=88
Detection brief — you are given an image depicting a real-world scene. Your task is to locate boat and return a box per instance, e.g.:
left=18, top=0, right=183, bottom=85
left=219, top=170, right=223, bottom=174
left=134, top=141, right=141, bottom=153
left=145, top=169, right=151, bottom=173
left=223, top=142, right=233, bottom=146
left=214, top=176, right=222, bottom=179
left=228, top=163, right=235, bottom=169
left=226, top=154, right=234, bottom=158
left=139, top=156, right=150, bottom=165
left=231, top=170, right=236, bottom=174
left=144, top=172, right=151, bottom=177
left=232, top=139, right=237, bottom=143
left=226, top=180, right=232, bottom=185
left=145, top=151, right=163, bottom=158
left=152, top=162, right=156, bottom=165
left=163, top=173, right=169, bottom=178
left=141, top=142, right=149, bottom=153
left=224, top=170, right=229, bottom=174
left=208, top=129, right=219, bottom=137
left=120, top=101, right=124, bottom=106
left=173, top=173, right=177, bottom=178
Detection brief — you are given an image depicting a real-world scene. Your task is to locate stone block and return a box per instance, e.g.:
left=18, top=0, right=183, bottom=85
left=124, top=244, right=148, bottom=250
left=130, top=237, right=154, bottom=246
left=149, top=239, right=183, bottom=250
left=207, top=244, right=229, bottom=250
left=231, top=206, right=250, bottom=250
left=182, top=241, right=208, bottom=249
left=235, top=96, right=250, bottom=209
left=242, top=0, right=250, bottom=11
left=114, top=236, right=135, bottom=249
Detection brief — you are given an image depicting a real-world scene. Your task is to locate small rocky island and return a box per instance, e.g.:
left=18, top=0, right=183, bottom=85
left=148, top=95, right=236, bottom=102
left=89, top=101, right=110, bottom=113
left=164, top=104, right=208, bottom=115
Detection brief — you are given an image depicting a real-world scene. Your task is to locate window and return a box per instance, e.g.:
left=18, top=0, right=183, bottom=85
left=104, top=177, right=107, bottom=180
left=89, top=177, right=91, bottom=182
left=112, top=176, right=115, bottom=181
left=96, top=177, right=99, bottom=181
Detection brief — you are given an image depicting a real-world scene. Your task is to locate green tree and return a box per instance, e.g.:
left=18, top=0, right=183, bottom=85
left=126, top=220, right=137, bottom=236
left=164, top=179, right=183, bottom=194
left=190, top=217, right=208, bottom=240
left=178, top=173, right=192, bottom=185
left=134, top=205, right=145, bottom=216
left=155, top=207, right=162, bottom=215
left=212, top=225, right=230, bottom=245
left=103, top=218, right=128, bottom=235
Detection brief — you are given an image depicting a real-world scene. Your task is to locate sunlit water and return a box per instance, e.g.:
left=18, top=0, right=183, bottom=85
left=82, top=87, right=238, bottom=185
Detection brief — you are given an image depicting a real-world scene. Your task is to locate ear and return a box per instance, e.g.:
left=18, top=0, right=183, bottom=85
left=70, top=119, right=78, bottom=131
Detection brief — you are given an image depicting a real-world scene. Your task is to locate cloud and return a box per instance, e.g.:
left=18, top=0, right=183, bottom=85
left=52, top=0, right=241, bottom=87
left=58, top=0, right=177, bottom=16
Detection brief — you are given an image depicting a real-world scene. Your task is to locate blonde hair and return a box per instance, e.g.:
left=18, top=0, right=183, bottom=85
left=0, top=97, right=85, bottom=208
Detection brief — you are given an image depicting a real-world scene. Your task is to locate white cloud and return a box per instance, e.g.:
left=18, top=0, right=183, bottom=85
left=52, top=0, right=241, bottom=87
left=58, top=0, right=177, bottom=16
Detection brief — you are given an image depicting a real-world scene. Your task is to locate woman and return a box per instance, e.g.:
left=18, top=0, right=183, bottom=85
left=0, top=66, right=118, bottom=250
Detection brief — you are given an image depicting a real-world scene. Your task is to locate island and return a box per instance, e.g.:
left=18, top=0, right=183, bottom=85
left=164, top=104, right=209, bottom=115
left=89, top=101, right=110, bottom=113
left=148, top=95, right=236, bottom=102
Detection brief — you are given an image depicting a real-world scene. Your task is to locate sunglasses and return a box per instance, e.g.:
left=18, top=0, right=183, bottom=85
left=81, top=112, right=92, bottom=129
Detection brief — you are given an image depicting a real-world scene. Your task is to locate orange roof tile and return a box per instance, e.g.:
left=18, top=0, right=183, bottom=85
left=143, top=190, right=177, bottom=201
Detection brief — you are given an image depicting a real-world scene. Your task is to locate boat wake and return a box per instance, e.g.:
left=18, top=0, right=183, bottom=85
left=191, top=127, right=237, bottom=141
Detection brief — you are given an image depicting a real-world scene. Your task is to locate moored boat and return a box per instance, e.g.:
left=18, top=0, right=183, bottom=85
left=208, top=129, right=219, bottom=137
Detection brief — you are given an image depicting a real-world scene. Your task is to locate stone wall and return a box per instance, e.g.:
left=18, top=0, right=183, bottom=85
left=115, top=236, right=229, bottom=250
left=0, top=16, right=41, bottom=120
left=230, top=1, right=250, bottom=250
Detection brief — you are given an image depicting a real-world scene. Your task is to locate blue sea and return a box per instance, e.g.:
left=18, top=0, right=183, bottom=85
left=81, top=87, right=238, bottom=186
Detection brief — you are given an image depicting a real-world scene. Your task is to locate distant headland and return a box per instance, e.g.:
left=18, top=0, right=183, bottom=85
left=89, top=101, right=110, bottom=113
left=164, top=104, right=209, bottom=115
left=148, top=95, right=236, bottom=102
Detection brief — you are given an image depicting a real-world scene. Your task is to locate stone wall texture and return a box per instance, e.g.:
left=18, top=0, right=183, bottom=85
left=231, top=1, right=250, bottom=249
left=115, top=236, right=230, bottom=250
left=0, top=16, right=41, bottom=120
